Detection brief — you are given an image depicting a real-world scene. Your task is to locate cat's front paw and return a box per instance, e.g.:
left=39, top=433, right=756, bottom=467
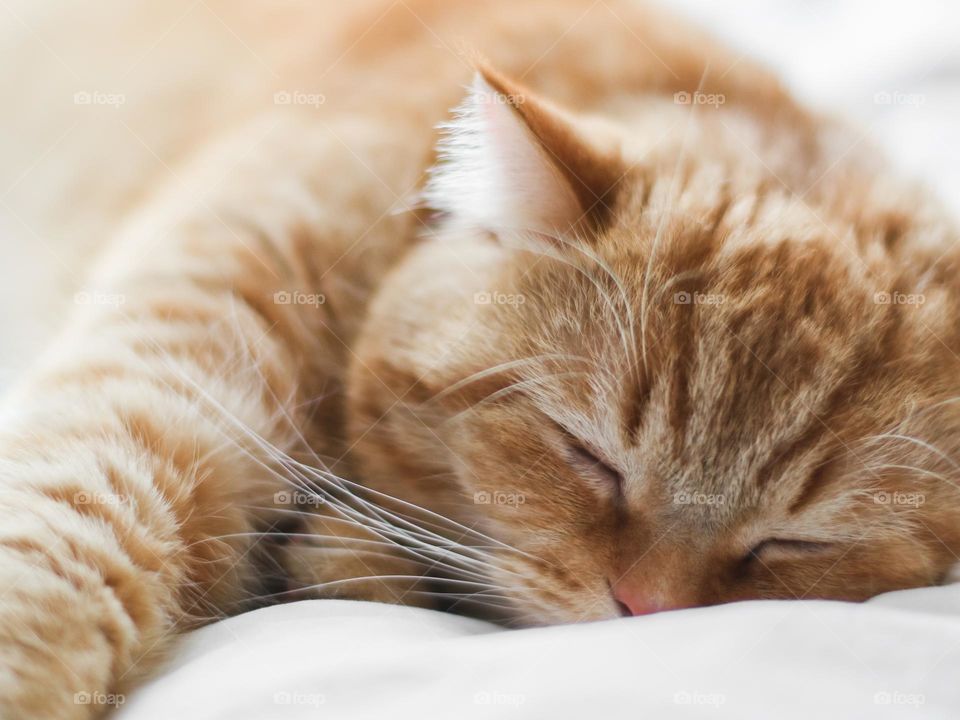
left=277, top=513, right=438, bottom=609
left=0, top=622, right=119, bottom=720
left=0, top=544, right=134, bottom=719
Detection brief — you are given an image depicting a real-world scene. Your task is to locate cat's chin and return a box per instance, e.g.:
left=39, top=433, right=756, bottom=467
left=500, top=600, right=624, bottom=627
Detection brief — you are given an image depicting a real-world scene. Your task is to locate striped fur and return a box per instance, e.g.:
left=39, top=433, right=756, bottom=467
left=1, top=1, right=959, bottom=717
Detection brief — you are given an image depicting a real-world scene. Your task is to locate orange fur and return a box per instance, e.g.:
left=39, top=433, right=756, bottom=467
left=0, top=1, right=958, bottom=717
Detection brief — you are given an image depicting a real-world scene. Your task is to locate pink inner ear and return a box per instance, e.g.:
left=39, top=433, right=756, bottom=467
left=478, top=77, right=585, bottom=234
left=424, top=74, right=585, bottom=237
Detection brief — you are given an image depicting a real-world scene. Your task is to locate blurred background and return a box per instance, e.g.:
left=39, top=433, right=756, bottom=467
left=1, top=0, right=958, bottom=390
left=670, top=0, right=960, bottom=204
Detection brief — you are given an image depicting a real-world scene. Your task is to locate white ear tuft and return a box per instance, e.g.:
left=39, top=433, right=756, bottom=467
left=424, top=73, right=585, bottom=236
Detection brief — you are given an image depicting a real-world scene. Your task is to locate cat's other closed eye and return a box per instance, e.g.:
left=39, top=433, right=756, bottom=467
left=744, top=538, right=833, bottom=565
left=559, top=431, right=624, bottom=498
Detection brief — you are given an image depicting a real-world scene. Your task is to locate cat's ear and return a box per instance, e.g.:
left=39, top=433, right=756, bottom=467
left=425, top=65, right=622, bottom=238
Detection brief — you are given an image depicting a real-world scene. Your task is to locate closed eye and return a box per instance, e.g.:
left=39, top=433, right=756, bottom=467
left=747, top=538, right=831, bottom=562
left=563, top=439, right=624, bottom=497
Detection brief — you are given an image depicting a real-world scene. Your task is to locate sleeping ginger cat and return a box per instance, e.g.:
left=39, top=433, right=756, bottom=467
left=0, top=0, right=958, bottom=716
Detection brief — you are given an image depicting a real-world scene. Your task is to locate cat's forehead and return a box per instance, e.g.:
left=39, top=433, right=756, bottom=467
left=512, top=213, right=889, bottom=380
left=505, top=225, right=931, bottom=493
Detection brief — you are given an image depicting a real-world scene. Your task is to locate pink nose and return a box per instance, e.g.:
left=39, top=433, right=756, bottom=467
left=612, top=583, right=663, bottom=616
left=612, top=580, right=694, bottom=617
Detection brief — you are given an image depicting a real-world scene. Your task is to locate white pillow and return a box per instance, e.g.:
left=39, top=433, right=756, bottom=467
left=116, top=585, right=960, bottom=719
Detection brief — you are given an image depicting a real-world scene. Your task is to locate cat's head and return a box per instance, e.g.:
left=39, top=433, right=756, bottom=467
left=347, top=66, right=960, bottom=624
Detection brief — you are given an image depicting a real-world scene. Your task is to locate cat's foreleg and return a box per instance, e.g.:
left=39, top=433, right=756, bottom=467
left=0, top=112, right=418, bottom=718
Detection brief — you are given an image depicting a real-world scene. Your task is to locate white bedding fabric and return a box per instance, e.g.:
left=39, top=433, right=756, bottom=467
left=117, top=589, right=960, bottom=719
left=23, top=1, right=960, bottom=718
